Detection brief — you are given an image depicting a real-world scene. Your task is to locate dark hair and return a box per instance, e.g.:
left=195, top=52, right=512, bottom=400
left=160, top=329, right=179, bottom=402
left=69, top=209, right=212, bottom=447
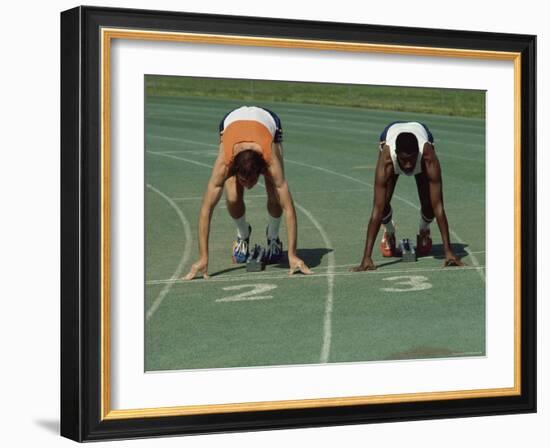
left=395, top=132, right=419, bottom=155
left=230, top=150, right=267, bottom=180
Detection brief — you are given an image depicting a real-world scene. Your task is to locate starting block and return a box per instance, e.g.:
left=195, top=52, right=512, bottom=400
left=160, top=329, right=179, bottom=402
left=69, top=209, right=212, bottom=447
left=246, top=245, right=266, bottom=272
left=399, top=238, right=417, bottom=262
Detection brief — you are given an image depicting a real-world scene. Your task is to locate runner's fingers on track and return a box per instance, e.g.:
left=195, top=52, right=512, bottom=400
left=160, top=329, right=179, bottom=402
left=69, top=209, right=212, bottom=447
left=183, top=259, right=209, bottom=280
left=349, top=264, right=377, bottom=272
left=288, top=258, right=313, bottom=276
left=443, top=257, right=465, bottom=267
left=349, top=257, right=377, bottom=272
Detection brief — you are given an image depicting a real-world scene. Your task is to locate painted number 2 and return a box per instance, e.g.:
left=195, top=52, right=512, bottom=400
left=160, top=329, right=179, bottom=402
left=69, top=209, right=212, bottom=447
left=381, top=275, right=432, bottom=292
left=216, top=284, right=278, bottom=303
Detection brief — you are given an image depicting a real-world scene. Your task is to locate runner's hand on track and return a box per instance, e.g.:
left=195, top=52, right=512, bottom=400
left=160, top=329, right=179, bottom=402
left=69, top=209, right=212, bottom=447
left=443, top=253, right=465, bottom=267
left=288, top=255, right=313, bottom=275
left=183, top=258, right=209, bottom=280
left=350, top=257, right=377, bottom=272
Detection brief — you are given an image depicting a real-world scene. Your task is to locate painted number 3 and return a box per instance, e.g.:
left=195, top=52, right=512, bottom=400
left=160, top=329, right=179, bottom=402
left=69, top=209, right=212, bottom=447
left=381, top=275, right=432, bottom=292
left=216, top=284, right=278, bottom=302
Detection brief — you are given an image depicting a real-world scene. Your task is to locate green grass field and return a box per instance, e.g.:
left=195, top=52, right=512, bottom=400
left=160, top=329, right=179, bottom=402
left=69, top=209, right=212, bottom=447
left=144, top=84, right=486, bottom=371
left=146, top=76, right=485, bottom=118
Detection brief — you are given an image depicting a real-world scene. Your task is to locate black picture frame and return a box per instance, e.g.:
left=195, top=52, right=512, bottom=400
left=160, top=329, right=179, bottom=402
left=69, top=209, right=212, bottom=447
left=61, top=5, right=536, bottom=442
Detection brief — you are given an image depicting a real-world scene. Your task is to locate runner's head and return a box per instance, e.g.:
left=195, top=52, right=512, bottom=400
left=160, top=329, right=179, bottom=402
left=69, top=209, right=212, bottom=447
left=395, top=132, right=419, bottom=174
left=231, top=149, right=266, bottom=189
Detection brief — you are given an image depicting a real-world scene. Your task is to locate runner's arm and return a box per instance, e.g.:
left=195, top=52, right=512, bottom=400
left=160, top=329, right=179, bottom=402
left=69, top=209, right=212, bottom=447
left=353, top=149, right=389, bottom=271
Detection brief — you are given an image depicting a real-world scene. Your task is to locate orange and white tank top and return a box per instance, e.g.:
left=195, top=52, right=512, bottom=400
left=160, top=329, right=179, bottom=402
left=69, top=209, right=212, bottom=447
left=220, top=106, right=277, bottom=166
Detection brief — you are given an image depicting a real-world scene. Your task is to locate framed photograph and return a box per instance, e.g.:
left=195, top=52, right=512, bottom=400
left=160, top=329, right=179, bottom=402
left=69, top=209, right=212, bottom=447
left=60, top=6, right=536, bottom=442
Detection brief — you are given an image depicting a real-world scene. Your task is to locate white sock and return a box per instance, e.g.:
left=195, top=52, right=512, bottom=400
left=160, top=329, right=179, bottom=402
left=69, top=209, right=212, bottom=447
left=419, top=215, right=431, bottom=232
left=383, top=220, right=395, bottom=234
left=267, top=214, right=282, bottom=240
left=233, top=215, right=250, bottom=239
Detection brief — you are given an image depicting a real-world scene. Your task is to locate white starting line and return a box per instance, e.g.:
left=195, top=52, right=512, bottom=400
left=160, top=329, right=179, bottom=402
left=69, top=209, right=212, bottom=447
left=146, top=264, right=486, bottom=286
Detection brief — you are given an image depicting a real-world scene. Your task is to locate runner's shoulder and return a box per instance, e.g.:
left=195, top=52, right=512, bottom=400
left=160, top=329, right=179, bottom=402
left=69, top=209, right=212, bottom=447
left=379, top=144, right=393, bottom=166
left=376, top=145, right=395, bottom=178
left=421, top=142, right=437, bottom=161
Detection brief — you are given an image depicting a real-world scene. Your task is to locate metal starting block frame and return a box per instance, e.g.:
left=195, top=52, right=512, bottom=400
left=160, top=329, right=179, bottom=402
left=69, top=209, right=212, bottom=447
left=399, top=238, right=417, bottom=262
left=246, top=245, right=266, bottom=272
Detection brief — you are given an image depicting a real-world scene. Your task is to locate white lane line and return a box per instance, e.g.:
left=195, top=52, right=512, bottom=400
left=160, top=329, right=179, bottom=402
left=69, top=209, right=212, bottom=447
left=147, top=151, right=213, bottom=170
left=149, top=127, right=485, bottom=153
left=172, top=194, right=268, bottom=201
left=286, top=120, right=483, bottom=147
left=235, top=178, right=336, bottom=363
left=150, top=150, right=484, bottom=361
left=281, top=121, right=484, bottom=148
left=286, top=159, right=419, bottom=210
left=148, top=149, right=218, bottom=156
left=149, top=128, right=484, bottom=156
left=437, top=152, right=484, bottom=163
left=148, top=150, right=337, bottom=363
left=450, top=230, right=485, bottom=282
left=145, top=184, right=193, bottom=322
left=146, top=265, right=486, bottom=285
left=147, top=102, right=485, bottom=133
left=148, top=151, right=337, bottom=356
left=170, top=189, right=369, bottom=202
left=148, top=135, right=217, bottom=146
left=285, top=159, right=485, bottom=283
left=293, top=203, right=336, bottom=363
left=287, top=112, right=484, bottom=134
left=332, top=251, right=486, bottom=269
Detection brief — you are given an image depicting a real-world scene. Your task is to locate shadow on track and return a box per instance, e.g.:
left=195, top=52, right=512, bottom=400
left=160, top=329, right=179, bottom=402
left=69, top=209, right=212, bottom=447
left=430, top=243, right=470, bottom=260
